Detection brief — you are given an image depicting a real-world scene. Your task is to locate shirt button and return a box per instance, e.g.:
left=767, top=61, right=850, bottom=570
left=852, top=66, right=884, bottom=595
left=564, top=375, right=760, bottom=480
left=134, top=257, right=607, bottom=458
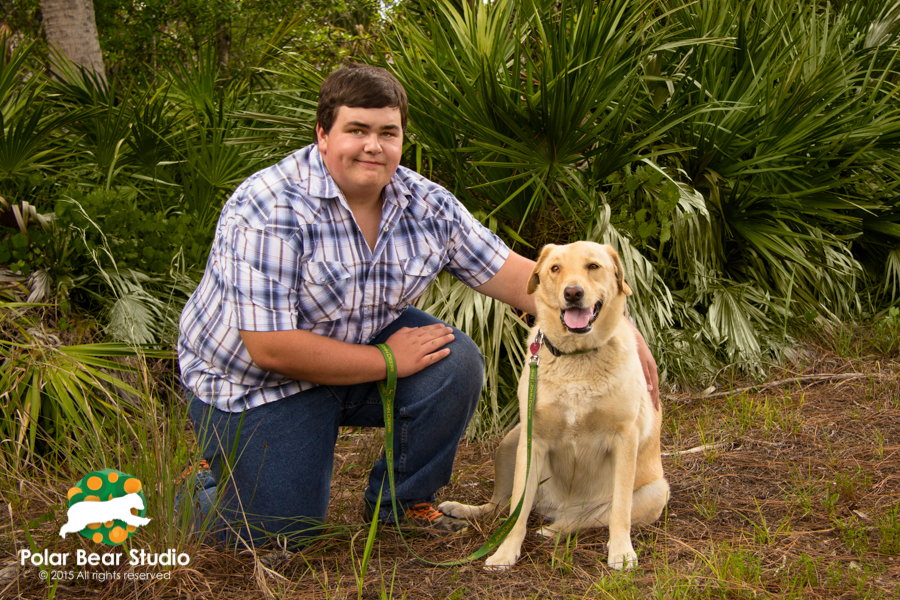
left=382, top=226, right=389, bottom=232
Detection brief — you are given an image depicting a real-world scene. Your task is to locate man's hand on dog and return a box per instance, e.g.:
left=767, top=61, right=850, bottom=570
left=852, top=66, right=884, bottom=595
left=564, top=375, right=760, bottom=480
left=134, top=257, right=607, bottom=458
left=386, top=324, right=455, bottom=378
left=633, top=328, right=659, bottom=411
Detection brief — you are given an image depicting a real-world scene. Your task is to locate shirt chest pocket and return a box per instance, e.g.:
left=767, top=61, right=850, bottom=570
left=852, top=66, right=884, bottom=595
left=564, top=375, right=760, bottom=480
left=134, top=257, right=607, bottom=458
left=399, top=253, right=442, bottom=305
left=297, top=261, right=352, bottom=323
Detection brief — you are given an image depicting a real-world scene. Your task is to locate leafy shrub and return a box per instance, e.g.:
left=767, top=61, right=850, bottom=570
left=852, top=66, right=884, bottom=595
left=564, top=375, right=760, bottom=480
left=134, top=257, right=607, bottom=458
left=0, top=303, right=173, bottom=468
left=0, top=228, right=50, bottom=276
left=607, top=164, right=680, bottom=250
left=55, top=188, right=214, bottom=275
left=382, top=0, right=900, bottom=385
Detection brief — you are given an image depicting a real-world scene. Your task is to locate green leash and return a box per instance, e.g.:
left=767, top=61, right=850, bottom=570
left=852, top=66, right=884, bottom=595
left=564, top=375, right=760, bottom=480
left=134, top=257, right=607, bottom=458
left=374, top=342, right=538, bottom=567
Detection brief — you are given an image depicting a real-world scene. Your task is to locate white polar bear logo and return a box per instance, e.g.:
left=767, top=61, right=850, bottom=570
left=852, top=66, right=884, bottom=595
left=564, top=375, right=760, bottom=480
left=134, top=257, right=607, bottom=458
left=60, top=493, right=152, bottom=539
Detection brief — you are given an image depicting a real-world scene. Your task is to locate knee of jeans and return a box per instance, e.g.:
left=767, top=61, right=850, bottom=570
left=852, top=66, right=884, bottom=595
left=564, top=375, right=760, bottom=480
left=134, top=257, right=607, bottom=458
left=447, top=327, right=484, bottom=371
left=443, top=329, right=484, bottom=386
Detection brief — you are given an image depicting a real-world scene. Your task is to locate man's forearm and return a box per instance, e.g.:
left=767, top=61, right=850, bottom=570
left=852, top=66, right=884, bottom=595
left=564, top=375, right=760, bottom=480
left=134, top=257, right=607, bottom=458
left=240, top=328, right=388, bottom=385
left=240, top=321, right=456, bottom=384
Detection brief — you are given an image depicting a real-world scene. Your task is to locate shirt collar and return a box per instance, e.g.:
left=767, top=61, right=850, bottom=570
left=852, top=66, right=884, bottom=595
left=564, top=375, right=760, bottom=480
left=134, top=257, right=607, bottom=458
left=306, top=144, right=411, bottom=211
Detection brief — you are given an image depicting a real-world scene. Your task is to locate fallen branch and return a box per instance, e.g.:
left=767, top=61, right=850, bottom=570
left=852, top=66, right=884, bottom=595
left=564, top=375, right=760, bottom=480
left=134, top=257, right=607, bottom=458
left=662, top=436, right=792, bottom=457
left=662, top=442, right=733, bottom=457
left=670, top=372, right=888, bottom=403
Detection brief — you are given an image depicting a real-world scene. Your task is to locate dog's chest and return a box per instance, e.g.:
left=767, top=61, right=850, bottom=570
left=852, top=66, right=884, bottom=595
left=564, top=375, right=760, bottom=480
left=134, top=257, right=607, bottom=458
left=533, top=380, right=627, bottom=440
left=534, top=364, right=636, bottom=432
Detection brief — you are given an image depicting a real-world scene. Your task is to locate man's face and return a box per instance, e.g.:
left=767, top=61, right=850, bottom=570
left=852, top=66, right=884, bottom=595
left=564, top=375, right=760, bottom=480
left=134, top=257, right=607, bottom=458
left=316, top=105, right=404, bottom=204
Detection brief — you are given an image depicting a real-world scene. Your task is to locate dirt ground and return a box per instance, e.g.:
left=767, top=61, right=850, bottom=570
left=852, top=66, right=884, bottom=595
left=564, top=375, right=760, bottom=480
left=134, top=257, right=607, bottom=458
left=6, top=344, right=900, bottom=599
left=189, top=347, right=900, bottom=599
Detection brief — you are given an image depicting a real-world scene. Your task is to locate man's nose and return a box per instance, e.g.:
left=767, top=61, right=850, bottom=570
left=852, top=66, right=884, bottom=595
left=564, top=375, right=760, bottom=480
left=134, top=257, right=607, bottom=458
left=364, top=134, right=382, bottom=152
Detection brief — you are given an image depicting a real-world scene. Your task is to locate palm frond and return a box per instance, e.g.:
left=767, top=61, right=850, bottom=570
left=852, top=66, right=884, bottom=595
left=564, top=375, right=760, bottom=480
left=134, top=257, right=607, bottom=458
left=0, top=307, right=172, bottom=469
left=588, top=203, right=674, bottom=351
left=416, top=272, right=528, bottom=439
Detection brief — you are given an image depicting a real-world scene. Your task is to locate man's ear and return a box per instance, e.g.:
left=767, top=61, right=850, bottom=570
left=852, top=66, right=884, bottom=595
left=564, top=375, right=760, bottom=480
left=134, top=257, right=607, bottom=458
left=527, top=244, right=557, bottom=295
left=607, top=246, right=632, bottom=296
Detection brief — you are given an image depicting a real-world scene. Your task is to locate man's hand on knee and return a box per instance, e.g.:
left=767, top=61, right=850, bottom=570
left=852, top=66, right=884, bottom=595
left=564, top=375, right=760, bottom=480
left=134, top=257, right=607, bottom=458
left=386, top=324, right=455, bottom=377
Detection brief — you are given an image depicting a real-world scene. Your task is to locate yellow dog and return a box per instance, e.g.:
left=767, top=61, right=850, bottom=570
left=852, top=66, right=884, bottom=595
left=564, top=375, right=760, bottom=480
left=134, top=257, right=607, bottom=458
left=440, top=242, right=669, bottom=570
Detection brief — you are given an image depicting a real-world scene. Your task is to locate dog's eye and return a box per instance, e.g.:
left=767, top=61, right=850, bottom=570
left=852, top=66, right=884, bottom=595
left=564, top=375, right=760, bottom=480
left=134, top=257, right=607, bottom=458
left=588, top=263, right=600, bottom=270
left=550, top=265, right=560, bottom=273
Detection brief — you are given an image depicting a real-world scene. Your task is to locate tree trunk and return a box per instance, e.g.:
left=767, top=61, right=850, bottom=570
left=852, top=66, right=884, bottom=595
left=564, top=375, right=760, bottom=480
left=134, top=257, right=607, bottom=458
left=215, top=22, right=231, bottom=68
left=40, top=0, right=106, bottom=80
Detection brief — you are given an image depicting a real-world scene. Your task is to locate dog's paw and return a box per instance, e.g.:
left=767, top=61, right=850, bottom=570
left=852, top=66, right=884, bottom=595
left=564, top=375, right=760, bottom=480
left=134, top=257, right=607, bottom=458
left=537, top=525, right=559, bottom=538
left=484, top=549, right=519, bottom=572
left=437, top=501, right=470, bottom=519
left=607, top=549, right=638, bottom=571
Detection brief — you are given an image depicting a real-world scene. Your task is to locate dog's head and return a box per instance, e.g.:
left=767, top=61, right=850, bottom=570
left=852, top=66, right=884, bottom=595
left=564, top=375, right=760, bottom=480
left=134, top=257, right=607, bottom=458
left=125, top=493, right=145, bottom=510
left=527, top=242, right=631, bottom=339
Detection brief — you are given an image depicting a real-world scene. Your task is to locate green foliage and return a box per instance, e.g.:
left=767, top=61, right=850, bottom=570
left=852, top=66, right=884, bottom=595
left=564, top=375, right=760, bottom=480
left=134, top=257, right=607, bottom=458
left=416, top=270, right=528, bottom=438
left=0, top=200, right=78, bottom=315
left=387, top=0, right=691, bottom=242
left=0, top=28, right=282, bottom=341
left=608, top=165, right=680, bottom=249
left=835, top=516, right=871, bottom=557
left=873, top=306, right=900, bottom=356
left=384, top=0, right=900, bottom=383
left=351, top=484, right=382, bottom=600
left=877, top=500, right=900, bottom=555
left=0, top=38, right=82, bottom=202
left=655, top=0, right=894, bottom=315
left=174, top=105, right=264, bottom=230
left=9, top=0, right=384, bottom=82
left=1, top=355, right=205, bottom=564
left=0, top=227, right=47, bottom=276
left=55, top=190, right=213, bottom=275
left=0, top=304, right=172, bottom=469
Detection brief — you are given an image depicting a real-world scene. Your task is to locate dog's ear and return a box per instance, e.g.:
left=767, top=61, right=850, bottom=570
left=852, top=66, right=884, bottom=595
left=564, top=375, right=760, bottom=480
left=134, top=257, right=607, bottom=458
left=527, top=244, right=557, bottom=295
left=607, top=246, right=632, bottom=296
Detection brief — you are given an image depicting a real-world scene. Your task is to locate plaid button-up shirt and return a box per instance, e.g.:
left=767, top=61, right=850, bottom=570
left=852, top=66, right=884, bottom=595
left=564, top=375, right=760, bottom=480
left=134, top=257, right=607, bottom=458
left=178, top=144, right=510, bottom=412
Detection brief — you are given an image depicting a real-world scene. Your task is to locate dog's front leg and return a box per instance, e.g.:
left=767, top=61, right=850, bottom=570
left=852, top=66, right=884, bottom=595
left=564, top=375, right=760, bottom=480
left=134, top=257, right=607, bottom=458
left=607, top=425, right=639, bottom=570
left=484, top=437, right=546, bottom=572
left=124, top=515, right=152, bottom=527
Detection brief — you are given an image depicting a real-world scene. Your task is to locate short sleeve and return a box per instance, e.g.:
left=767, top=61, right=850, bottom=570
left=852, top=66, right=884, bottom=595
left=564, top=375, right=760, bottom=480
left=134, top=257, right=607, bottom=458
left=441, top=198, right=510, bottom=287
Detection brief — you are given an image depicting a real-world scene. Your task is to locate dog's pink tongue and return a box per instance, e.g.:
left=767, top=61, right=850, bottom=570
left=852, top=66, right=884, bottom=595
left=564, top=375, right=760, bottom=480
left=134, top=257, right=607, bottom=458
left=563, top=307, right=593, bottom=329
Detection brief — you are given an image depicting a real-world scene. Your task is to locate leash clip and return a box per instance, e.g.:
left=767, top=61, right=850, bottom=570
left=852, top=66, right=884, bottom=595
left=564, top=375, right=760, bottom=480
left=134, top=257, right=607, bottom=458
left=529, top=330, right=544, bottom=365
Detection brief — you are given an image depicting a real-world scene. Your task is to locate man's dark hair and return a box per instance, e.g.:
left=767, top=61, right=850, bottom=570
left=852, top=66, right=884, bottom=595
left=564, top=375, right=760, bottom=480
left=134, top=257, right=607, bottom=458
left=317, top=63, right=408, bottom=134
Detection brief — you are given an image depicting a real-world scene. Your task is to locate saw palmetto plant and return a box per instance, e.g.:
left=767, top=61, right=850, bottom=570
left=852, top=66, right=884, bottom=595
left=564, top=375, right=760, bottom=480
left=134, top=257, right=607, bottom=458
left=0, top=304, right=173, bottom=469
left=380, top=0, right=900, bottom=393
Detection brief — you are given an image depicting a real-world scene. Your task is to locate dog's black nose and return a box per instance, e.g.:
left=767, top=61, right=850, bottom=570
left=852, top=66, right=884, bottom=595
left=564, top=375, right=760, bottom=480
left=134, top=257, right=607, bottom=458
left=564, top=286, right=584, bottom=304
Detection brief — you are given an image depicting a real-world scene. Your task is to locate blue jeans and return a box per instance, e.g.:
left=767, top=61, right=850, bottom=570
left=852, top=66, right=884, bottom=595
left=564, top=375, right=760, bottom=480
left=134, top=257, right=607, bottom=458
left=186, top=307, right=483, bottom=548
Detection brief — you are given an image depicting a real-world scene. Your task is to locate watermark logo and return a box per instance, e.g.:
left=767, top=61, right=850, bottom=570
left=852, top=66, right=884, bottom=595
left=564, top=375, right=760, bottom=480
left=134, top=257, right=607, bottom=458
left=19, top=469, right=188, bottom=581
left=61, top=469, right=150, bottom=545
